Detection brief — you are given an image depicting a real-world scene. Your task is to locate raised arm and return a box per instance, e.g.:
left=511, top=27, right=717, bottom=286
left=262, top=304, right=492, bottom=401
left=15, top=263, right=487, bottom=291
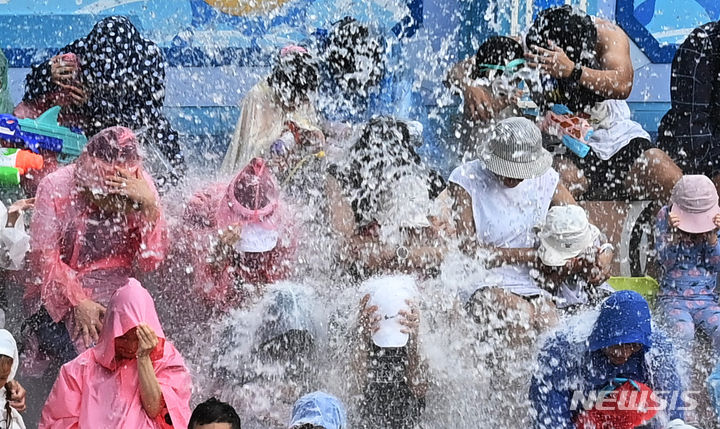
left=528, top=18, right=634, bottom=100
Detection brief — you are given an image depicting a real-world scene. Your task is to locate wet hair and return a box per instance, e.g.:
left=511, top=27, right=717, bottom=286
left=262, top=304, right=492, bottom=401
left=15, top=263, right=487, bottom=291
left=267, top=51, right=319, bottom=104
left=342, top=116, right=417, bottom=223
left=471, top=36, right=525, bottom=79
left=326, top=16, right=386, bottom=88
left=189, top=398, right=242, bottom=429
left=339, top=116, right=446, bottom=226
left=526, top=5, right=597, bottom=65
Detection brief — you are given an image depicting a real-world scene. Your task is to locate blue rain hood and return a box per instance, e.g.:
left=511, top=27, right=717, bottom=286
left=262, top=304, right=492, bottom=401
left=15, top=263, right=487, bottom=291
left=589, top=290, right=652, bottom=352
left=289, top=391, right=347, bottom=429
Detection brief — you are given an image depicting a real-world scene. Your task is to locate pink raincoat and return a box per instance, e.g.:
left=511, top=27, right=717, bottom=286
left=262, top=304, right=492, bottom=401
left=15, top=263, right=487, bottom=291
left=180, top=158, right=296, bottom=309
left=39, top=278, right=192, bottom=429
left=26, top=127, right=167, bottom=329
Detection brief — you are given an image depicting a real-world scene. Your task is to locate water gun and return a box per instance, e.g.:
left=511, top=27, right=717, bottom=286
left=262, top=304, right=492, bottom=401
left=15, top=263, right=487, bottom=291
left=0, top=148, right=44, bottom=174
left=0, top=167, right=21, bottom=187
left=540, top=104, right=594, bottom=158
left=0, top=106, right=87, bottom=164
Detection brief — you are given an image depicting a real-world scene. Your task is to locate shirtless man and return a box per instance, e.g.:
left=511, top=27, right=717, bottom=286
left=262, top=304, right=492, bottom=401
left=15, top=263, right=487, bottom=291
left=449, top=6, right=682, bottom=202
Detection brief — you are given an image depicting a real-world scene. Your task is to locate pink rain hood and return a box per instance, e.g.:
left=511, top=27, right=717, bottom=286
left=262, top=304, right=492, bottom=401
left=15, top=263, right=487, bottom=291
left=181, top=158, right=296, bottom=308
left=39, top=279, right=192, bottom=429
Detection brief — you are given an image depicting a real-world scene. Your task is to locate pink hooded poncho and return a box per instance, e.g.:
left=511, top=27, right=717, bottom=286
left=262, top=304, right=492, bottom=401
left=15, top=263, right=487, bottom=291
left=39, top=278, right=192, bottom=429
left=26, top=127, right=167, bottom=327
left=180, top=157, right=296, bottom=309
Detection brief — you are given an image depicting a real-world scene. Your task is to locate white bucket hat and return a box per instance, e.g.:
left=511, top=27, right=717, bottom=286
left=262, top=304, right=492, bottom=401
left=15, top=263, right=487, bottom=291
left=481, top=117, right=552, bottom=179
left=537, top=205, right=600, bottom=266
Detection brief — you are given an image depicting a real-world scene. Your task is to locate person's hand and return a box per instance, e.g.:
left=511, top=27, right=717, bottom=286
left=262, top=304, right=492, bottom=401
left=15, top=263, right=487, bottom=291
left=669, top=213, right=682, bottom=229
left=358, top=294, right=380, bottom=346
left=463, top=84, right=512, bottom=123
left=135, top=323, right=159, bottom=358
left=6, top=380, right=26, bottom=412
left=588, top=246, right=614, bottom=285
left=218, top=224, right=242, bottom=247
left=50, top=54, right=80, bottom=85
left=6, top=198, right=34, bottom=227
left=526, top=43, right=575, bottom=79
left=55, top=82, right=88, bottom=106
left=398, top=299, right=420, bottom=344
left=73, top=299, right=106, bottom=348
left=105, top=168, right=159, bottom=222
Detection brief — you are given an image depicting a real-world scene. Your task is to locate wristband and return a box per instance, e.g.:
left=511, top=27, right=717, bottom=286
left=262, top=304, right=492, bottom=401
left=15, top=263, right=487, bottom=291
left=570, top=62, right=583, bottom=82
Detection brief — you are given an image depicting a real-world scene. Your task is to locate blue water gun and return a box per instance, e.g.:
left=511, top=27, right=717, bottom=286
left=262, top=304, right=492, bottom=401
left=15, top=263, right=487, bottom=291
left=0, top=106, right=87, bottom=164
left=541, top=104, right=594, bottom=158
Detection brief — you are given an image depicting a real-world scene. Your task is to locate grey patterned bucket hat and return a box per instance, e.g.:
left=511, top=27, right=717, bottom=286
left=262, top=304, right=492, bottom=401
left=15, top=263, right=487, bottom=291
left=481, top=117, right=553, bottom=179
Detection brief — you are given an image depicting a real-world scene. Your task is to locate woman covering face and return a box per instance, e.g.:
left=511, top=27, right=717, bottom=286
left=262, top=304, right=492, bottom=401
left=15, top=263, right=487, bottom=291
left=39, top=279, right=192, bottom=429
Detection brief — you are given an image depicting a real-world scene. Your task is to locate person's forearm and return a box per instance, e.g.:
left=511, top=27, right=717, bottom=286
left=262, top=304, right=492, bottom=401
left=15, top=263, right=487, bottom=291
left=405, top=339, right=428, bottom=398
left=487, top=247, right=537, bottom=268
left=404, top=245, right=446, bottom=271
left=577, top=65, right=633, bottom=100
left=137, top=356, right=164, bottom=419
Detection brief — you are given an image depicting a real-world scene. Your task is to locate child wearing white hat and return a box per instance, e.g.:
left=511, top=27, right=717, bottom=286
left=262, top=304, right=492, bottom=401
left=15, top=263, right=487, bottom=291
left=535, top=205, right=615, bottom=309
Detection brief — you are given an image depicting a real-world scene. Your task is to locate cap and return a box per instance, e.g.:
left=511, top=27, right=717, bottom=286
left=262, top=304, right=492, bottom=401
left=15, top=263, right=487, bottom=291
left=537, top=205, right=600, bottom=266
left=670, top=175, right=720, bottom=233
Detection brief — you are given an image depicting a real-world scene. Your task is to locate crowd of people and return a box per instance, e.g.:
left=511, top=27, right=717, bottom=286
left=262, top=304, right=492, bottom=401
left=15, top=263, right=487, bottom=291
left=0, top=4, right=717, bottom=429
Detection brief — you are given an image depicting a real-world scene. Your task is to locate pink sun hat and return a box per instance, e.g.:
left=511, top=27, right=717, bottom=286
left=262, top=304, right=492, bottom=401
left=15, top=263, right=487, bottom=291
left=670, top=175, right=720, bottom=233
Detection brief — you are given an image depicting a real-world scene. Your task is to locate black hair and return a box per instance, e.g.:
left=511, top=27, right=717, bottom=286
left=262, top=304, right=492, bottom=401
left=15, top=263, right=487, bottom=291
left=471, top=36, right=525, bottom=79
left=326, top=16, right=386, bottom=89
left=189, top=398, right=242, bottom=429
left=267, top=51, right=319, bottom=106
left=525, top=5, right=597, bottom=65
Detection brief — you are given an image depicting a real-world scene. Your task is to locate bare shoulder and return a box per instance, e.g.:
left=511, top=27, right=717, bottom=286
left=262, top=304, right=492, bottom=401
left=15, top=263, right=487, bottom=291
left=594, top=17, right=629, bottom=48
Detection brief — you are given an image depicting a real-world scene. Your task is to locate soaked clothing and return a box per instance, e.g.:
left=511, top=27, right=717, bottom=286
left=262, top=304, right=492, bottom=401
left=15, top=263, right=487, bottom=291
left=221, top=79, right=320, bottom=176
left=0, top=49, right=13, bottom=114
left=530, top=291, right=685, bottom=429
left=361, top=345, right=424, bottom=429
left=654, top=205, right=720, bottom=297
left=27, top=164, right=167, bottom=323
left=180, top=160, right=295, bottom=309
left=39, top=280, right=192, bottom=429
left=555, top=99, right=652, bottom=200
left=657, top=297, right=720, bottom=352
left=449, top=159, right=558, bottom=297
left=655, top=205, right=720, bottom=353
left=22, top=16, right=185, bottom=187
left=657, top=21, right=720, bottom=177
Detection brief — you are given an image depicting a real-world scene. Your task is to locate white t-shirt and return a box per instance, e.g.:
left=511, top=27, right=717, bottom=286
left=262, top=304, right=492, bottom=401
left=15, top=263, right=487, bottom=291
left=449, top=159, right=559, bottom=296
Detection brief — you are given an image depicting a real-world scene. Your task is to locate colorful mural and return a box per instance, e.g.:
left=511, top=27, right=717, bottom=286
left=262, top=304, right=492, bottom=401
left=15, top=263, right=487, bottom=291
left=618, top=0, right=719, bottom=62
left=0, top=0, right=423, bottom=66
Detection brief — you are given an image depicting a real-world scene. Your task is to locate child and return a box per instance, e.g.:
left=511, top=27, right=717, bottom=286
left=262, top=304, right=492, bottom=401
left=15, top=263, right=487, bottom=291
left=655, top=175, right=720, bottom=367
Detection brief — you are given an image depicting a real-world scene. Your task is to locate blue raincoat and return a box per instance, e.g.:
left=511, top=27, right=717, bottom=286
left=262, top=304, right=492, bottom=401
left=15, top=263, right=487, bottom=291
left=530, top=291, right=685, bottom=429
left=289, top=391, right=347, bottom=429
